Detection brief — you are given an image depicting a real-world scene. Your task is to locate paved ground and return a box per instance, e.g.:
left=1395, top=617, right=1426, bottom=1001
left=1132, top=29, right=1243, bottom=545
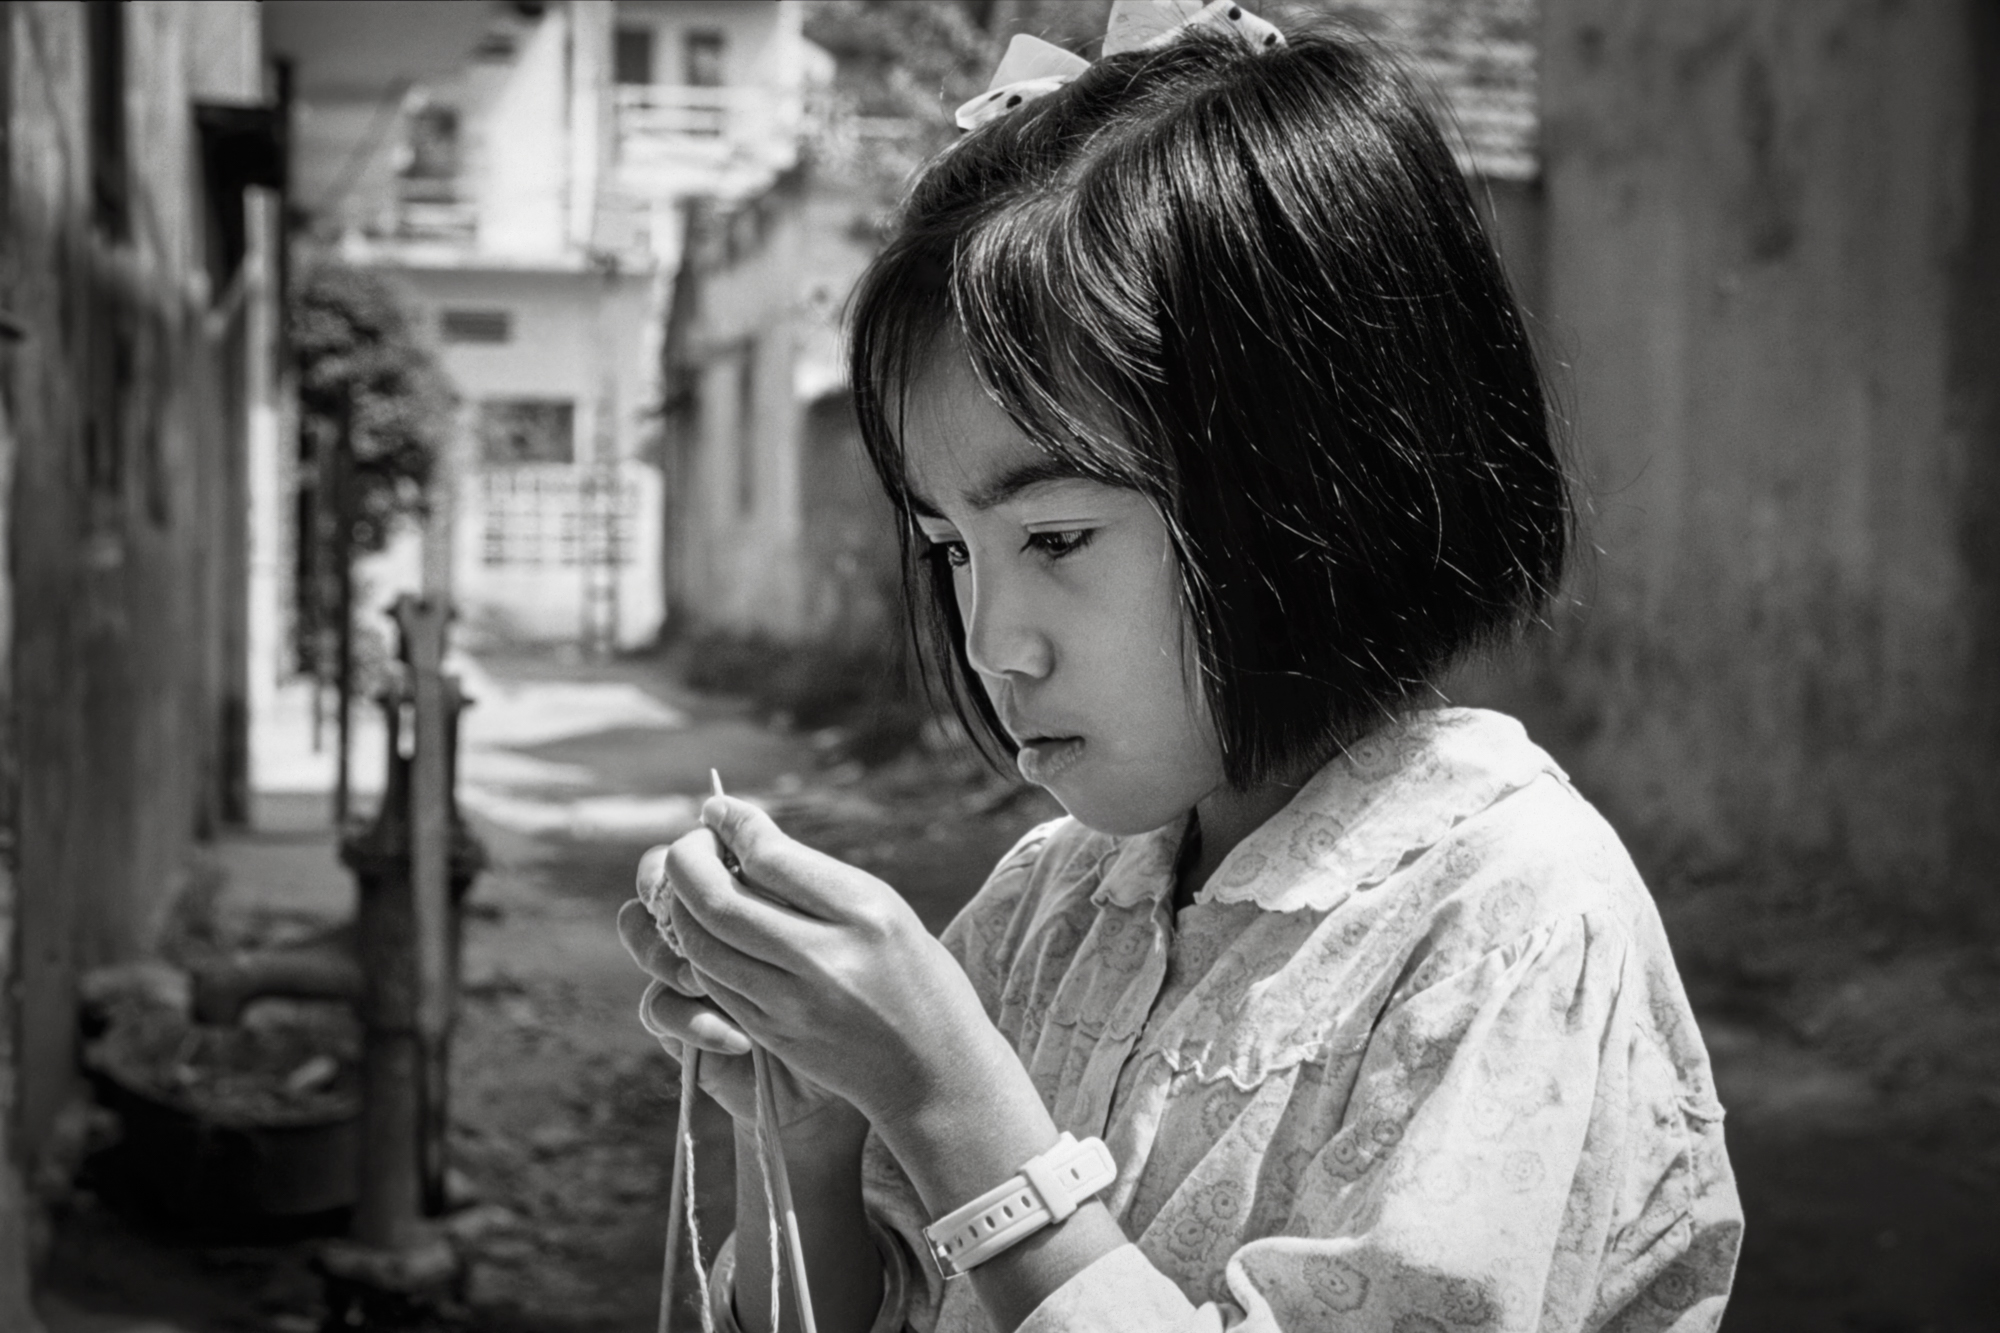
left=36, top=649, right=2000, bottom=1331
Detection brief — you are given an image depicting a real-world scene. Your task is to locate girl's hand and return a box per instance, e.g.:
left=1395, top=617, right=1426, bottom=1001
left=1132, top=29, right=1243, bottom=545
left=618, top=849, right=861, bottom=1148
left=662, top=796, right=1002, bottom=1134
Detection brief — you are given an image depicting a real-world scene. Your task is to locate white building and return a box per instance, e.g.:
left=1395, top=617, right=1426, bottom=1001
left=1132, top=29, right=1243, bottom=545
left=272, top=0, right=820, bottom=652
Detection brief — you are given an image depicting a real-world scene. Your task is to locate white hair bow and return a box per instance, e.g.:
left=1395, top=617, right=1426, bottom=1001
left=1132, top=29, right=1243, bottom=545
left=954, top=0, right=1286, bottom=132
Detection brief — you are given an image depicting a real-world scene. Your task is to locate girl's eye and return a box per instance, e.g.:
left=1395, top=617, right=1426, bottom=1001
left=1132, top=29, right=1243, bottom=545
left=1025, top=529, right=1093, bottom=560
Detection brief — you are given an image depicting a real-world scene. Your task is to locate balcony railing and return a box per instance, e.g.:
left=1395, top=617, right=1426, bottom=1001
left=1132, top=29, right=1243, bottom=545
left=391, top=176, right=478, bottom=242
left=614, top=83, right=752, bottom=139
left=613, top=84, right=798, bottom=195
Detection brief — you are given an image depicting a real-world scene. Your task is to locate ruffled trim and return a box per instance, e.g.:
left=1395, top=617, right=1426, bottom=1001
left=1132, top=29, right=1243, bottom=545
left=1198, top=709, right=1564, bottom=914
left=1150, top=1032, right=1373, bottom=1091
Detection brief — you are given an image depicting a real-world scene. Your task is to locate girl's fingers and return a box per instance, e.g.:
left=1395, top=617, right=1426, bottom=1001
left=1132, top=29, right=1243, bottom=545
left=666, top=892, right=797, bottom=1020
left=635, top=843, right=671, bottom=903
left=616, top=897, right=670, bottom=972
left=639, top=978, right=752, bottom=1056
left=663, top=825, right=821, bottom=968
left=701, top=796, right=908, bottom=946
left=615, top=898, right=704, bottom=993
left=639, top=975, right=848, bottom=1132
left=700, top=796, right=855, bottom=922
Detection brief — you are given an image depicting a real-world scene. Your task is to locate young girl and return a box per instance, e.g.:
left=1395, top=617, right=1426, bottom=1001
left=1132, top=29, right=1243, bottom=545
left=619, top=6, right=1742, bottom=1331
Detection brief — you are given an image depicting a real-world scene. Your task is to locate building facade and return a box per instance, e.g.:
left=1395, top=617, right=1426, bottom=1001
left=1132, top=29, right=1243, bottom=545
left=660, top=171, right=892, bottom=649
left=275, top=0, right=818, bottom=652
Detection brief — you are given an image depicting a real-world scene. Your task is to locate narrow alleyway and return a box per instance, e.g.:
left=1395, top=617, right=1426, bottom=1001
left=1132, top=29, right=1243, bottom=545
left=35, top=649, right=2000, bottom=1332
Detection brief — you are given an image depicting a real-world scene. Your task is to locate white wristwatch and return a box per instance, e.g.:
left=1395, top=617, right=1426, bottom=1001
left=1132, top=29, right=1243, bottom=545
left=921, top=1133, right=1118, bottom=1279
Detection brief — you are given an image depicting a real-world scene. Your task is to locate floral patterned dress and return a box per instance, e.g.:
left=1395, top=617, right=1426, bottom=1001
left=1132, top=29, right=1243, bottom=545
left=862, top=708, right=1741, bottom=1332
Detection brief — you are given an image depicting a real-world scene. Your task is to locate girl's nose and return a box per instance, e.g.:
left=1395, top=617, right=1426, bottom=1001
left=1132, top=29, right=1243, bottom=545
left=960, top=563, right=1052, bottom=682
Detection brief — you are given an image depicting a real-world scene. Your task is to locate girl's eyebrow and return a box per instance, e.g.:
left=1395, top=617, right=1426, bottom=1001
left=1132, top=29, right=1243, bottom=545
left=907, top=457, right=1098, bottom=520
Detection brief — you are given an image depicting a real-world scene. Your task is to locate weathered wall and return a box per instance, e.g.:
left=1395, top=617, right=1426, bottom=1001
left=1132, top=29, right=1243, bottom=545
left=1483, top=0, right=2000, bottom=913
left=798, top=390, right=898, bottom=652
left=664, top=172, right=885, bottom=645
left=0, top=7, right=36, bottom=1294
left=2, top=0, right=263, bottom=1174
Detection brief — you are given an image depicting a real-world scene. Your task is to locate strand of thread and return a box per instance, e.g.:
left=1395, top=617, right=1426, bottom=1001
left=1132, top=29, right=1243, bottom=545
left=680, top=1068, right=717, bottom=1333
left=752, top=1054, right=784, bottom=1331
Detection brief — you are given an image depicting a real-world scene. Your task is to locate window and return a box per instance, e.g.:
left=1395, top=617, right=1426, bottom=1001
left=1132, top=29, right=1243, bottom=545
left=614, top=26, right=655, bottom=85
left=481, top=469, right=637, bottom=567
left=479, top=398, right=575, bottom=465
left=403, top=104, right=461, bottom=184
left=683, top=30, right=726, bottom=88
left=440, top=309, right=513, bottom=344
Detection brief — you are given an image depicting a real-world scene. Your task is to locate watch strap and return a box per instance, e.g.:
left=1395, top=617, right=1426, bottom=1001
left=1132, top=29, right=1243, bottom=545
left=921, top=1133, right=1117, bottom=1278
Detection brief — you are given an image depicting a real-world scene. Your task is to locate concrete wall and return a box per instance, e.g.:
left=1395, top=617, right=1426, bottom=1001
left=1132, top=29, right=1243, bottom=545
left=798, top=391, right=899, bottom=653
left=664, top=173, right=887, bottom=645
left=467, top=5, right=572, bottom=259
left=0, top=0, right=267, bottom=1193
left=1483, top=0, right=2000, bottom=913
left=269, top=0, right=493, bottom=243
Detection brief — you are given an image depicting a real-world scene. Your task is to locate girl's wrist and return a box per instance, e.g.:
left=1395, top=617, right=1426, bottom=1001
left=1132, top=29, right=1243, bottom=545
left=871, top=1022, right=1060, bottom=1220
left=782, top=1095, right=872, bottom=1159
left=851, top=959, right=1019, bottom=1137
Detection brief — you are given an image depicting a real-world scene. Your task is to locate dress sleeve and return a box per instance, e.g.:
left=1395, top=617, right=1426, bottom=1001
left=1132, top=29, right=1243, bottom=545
left=1014, top=910, right=1740, bottom=1333
left=860, top=819, right=1067, bottom=1331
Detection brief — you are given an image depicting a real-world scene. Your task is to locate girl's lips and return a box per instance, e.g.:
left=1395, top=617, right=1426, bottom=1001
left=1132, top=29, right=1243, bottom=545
left=1016, top=735, right=1085, bottom=785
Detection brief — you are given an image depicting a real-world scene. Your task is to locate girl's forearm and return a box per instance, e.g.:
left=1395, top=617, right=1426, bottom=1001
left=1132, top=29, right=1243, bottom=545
left=731, top=1119, right=881, bottom=1333
left=873, top=1024, right=1127, bottom=1333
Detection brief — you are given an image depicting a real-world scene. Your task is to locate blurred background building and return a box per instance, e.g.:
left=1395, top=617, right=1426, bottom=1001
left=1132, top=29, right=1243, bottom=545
left=273, top=0, right=827, bottom=656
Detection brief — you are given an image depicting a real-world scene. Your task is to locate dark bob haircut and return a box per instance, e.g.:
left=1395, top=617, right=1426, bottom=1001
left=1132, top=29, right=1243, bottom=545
left=848, top=21, right=1571, bottom=789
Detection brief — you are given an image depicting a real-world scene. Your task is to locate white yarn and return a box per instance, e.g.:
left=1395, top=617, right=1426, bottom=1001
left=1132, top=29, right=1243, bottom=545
left=751, top=1054, right=785, bottom=1330
left=679, top=1059, right=718, bottom=1333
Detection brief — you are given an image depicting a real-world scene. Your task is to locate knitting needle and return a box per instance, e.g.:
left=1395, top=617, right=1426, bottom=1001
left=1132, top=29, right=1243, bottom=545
left=710, top=770, right=818, bottom=1333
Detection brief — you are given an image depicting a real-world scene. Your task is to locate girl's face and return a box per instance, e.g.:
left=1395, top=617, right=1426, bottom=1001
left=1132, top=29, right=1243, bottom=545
left=903, top=353, right=1228, bottom=836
